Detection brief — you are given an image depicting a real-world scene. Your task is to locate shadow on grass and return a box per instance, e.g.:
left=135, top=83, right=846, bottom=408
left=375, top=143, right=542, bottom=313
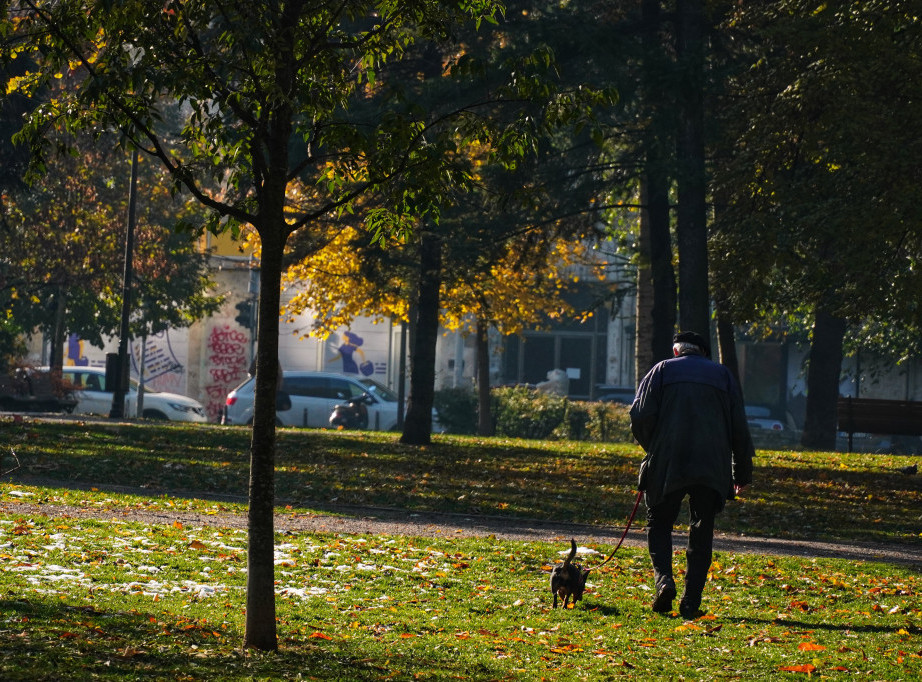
left=733, top=616, right=921, bottom=636
left=6, top=421, right=922, bottom=548
left=0, top=596, right=504, bottom=681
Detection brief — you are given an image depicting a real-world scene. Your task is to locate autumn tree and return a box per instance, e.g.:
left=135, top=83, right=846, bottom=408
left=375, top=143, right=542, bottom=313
left=4, top=0, right=514, bottom=650
left=0, top=130, right=220, bottom=371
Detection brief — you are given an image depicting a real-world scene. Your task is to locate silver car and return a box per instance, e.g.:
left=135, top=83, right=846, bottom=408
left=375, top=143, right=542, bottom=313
left=224, top=370, right=420, bottom=431
left=57, top=366, right=209, bottom=422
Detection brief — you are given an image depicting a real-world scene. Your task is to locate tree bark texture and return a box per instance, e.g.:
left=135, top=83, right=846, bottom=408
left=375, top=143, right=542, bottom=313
left=400, top=232, right=441, bottom=445
left=715, top=297, right=740, bottom=382
left=675, top=0, right=710, bottom=338
left=476, top=318, right=494, bottom=436
left=244, top=230, right=284, bottom=652
left=801, top=308, right=847, bottom=451
left=635, top=0, right=677, bottom=380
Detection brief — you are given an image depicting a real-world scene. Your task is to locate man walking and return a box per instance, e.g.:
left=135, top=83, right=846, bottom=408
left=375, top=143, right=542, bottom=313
left=630, top=331, right=755, bottom=619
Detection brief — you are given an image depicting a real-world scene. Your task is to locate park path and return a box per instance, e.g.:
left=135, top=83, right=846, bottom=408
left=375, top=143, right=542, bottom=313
left=2, top=478, right=921, bottom=569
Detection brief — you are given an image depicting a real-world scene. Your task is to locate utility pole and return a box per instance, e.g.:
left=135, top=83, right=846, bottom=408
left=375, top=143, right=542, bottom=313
left=110, top=148, right=139, bottom=419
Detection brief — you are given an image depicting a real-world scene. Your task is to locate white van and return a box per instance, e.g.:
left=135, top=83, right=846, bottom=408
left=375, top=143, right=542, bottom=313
left=223, top=370, right=415, bottom=431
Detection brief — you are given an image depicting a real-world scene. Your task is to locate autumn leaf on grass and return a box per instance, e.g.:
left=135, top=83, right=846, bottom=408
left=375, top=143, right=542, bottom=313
left=188, top=540, right=208, bottom=551
left=308, top=631, right=333, bottom=640
left=798, top=642, right=826, bottom=651
left=779, top=664, right=816, bottom=673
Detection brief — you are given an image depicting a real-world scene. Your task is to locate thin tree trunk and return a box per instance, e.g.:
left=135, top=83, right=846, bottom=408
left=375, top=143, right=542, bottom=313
left=476, top=318, right=493, bottom=436
left=401, top=231, right=441, bottom=445
left=244, top=230, right=283, bottom=652
left=715, top=297, right=740, bottom=381
left=801, top=308, right=847, bottom=451
left=50, top=284, right=66, bottom=371
left=675, top=0, right=710, bottom=337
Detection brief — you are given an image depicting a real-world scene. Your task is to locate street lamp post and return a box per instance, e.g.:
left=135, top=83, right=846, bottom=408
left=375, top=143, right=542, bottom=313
left=109, top=148, right=139, bottom=419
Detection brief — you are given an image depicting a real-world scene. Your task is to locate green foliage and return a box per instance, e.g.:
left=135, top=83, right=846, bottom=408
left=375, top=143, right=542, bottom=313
left=0, top=318, right=26, bottom=373
left=491, top=386, right=568, bottom=439
left=432, top=387, right=479, bottom=435
left=488, top=387, right=633, bottom=443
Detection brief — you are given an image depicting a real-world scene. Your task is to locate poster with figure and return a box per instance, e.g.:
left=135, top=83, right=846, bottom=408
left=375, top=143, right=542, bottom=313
left=327, top=331, right=376, bottom=376
left=65, top=334, right=89, bottom=366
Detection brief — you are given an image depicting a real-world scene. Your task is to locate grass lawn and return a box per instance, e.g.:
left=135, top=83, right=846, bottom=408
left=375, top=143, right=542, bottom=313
left=1, top=419, right=920, bottom=680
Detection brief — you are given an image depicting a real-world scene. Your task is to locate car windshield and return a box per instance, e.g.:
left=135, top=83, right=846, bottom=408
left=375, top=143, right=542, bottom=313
left=359, top=379, right=398, bottom=402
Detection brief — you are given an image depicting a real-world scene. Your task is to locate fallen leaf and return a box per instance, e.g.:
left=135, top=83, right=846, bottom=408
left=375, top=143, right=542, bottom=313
left=798, top=642, right=826, bottom=651
left=779, top=664, right=816, bottom=673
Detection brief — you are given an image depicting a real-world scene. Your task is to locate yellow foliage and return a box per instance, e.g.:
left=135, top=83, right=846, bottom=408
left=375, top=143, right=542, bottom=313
left=279, top=222, right=607, bottom=338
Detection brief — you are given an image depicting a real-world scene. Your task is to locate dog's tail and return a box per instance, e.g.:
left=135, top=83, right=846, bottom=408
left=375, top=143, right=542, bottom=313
left=564, top=538, right=577, bottom=566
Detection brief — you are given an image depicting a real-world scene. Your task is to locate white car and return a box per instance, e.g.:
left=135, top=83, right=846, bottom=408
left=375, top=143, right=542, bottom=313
left=224, top=370, right=436, bottom=431
left=56, top=366, right=209, bottom=422
left=745, top=404, right=785, bottom=432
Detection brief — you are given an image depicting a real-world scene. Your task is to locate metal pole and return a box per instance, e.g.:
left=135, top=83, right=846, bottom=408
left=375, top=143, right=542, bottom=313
left=110, top=148, right=139, bottom=418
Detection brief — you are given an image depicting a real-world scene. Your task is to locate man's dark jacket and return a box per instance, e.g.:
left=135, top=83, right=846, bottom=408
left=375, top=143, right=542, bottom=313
left=630, top=353, right=754, bottom=509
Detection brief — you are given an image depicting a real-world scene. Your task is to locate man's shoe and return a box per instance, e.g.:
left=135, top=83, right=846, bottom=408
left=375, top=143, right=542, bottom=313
left=652, top=584, right=676, bottom=613
left=679, top=602, right=706, bottom=620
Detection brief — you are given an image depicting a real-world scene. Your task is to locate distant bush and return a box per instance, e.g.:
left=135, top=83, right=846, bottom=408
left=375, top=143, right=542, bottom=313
left=492, top=386, right=568, bottom=440
left=553, top=399, right=633, bottom=443
left=432, top=387, right=478, bottom=435
left=433, top=385, right=634, bottom=443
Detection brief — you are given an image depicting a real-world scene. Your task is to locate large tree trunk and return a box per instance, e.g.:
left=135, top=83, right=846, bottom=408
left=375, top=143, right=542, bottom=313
left=801, top=308, right=847, bottom=451
left=476, top=318, right=493, bottom=436
left=244, top=229, right=282, bottom=651
left=635, top=0, right=676, bottom=381
left=401, top=232, right=441, bottom=445
left=675, top=0, right=710, bottom=338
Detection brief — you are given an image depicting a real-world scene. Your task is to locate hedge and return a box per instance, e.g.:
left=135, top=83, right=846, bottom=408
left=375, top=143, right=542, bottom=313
left=433, top=386, right=634, bottom=443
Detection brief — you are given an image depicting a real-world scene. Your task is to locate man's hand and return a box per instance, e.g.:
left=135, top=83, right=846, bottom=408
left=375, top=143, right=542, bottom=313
left=733, top=484, right=748, bottom=496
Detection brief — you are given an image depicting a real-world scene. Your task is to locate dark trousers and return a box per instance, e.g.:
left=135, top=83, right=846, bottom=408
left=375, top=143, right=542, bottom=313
left=646, top=485, right=721, bottom=610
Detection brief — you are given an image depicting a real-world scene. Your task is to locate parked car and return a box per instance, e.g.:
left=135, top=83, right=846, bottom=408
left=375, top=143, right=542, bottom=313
left=0, top=367, right=77, bottom=413
left=55, top=366, right=209, bottom=422
left=224, top=370, right=437, bottom=431
left=745, top=404, right=785, bottom=431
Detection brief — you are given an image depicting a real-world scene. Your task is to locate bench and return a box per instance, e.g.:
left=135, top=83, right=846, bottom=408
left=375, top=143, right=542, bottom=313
left=836, top=396, right=922, bottom=452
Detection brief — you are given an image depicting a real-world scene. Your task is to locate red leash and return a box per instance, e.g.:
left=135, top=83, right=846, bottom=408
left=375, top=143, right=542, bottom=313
left=592, top=489, right=644, bottom=571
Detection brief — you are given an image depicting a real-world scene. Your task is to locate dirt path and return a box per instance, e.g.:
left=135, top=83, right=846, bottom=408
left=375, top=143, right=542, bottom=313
left=3, top=478, right=921, bottom=569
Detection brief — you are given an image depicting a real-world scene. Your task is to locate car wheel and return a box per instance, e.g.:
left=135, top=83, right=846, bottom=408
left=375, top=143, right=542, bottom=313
left=142, top=409, right=169, bottom=420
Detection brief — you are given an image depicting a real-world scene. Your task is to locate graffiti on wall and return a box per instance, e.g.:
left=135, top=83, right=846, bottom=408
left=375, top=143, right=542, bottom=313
left=131, top=331, right=186, bottom=394
left=203, top=324, right=250, bottom=421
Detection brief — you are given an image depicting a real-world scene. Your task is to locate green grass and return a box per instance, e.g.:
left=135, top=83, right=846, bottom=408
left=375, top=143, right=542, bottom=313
left=0, top=517, right=919, bottom=680
left=2, top=419, right=920, bottom=545
left=1, top=418, right=921, bottom=679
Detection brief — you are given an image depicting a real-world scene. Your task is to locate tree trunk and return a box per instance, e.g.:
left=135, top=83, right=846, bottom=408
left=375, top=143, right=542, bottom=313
left=400, top=232, right=441, bottom=445
left=801, top=308, right=847, bottom=451
left=244, top=229, right=283, bottom=652
left=675, top=0, right=710, bottom=338
left=635, top=0, right=676, bottom=381
left=476, top=318, right=493, bottom=436
left=715, top=297, right=740, bottom=382
left=50, top=284, right=66, bottom=371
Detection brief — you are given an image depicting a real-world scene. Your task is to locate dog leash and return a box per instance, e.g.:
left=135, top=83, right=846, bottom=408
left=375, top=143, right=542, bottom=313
left=591, top=489, right=644, bottom=571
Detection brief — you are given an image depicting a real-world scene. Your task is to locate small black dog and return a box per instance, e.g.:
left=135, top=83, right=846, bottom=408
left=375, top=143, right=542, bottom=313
left=549, top=538, right=590, bottom=609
